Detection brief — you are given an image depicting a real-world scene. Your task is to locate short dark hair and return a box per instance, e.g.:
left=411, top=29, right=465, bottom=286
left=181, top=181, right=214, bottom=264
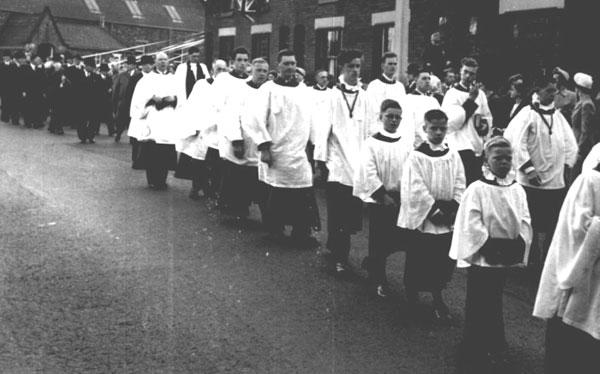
left=380, top=52, right=398, bottom=64
left=251, top=57, right=268, bottom=66
left=460, top=57, right=479, bottom=69
left=277, top=49, right=296, bottom=62
left=231, top=47, right=249, bottom=60
left=380, top=99, right=401, bottom=113
left=315, top=69, right=328, bottom=76
left=337, top=49, right=363, bottom=66
left=188, top=46, right=200, bottom=54
left=407, top=62, right=420, bottom=75
left=417, top=69, right=431, bottom=78
left=424, top=109, right=448, bottom=123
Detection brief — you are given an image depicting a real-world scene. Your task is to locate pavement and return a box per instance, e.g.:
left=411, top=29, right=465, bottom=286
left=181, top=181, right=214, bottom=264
left=0, top=123, right=545, bottom=373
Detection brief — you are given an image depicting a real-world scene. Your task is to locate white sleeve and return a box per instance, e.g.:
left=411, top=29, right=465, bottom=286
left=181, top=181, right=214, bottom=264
left=448, top=184, right=489, bottom=261
left=313, top=91, right=333, bottom=162
left=129, top=76, right=150, bottom=119
left=441, top=89, right=467, bottom=132
left=242, top=85, right=272, bottom=146
left=353, top=140, right=383, bottom=201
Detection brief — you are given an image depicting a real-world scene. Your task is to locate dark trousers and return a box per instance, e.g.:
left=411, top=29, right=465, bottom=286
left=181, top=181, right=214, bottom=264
left=219, top=161, right=266, bottom=219
left=24, top=96, right=45, bottom=127
left=48, top=111, right=64, bottom=133
left=1, top=94, right=18, bottom=123
left=205, top=147, right=223, bottom=198
left=264, top=186, right=320, bottom=237
left=77, top=118, right=99, bottom=141
left=464, top=266, right=508, bottom=356
left=458, top=150, right=483, bottom=186
left=545, top=317, right=600, bottom=374
left=115, top=115, right=130, bottom=138
left=367, top=203, right=402, bottom=285
left=326, top=182, right=363, bottom=263
left=144, top=142, right=175, bottom=187
left=191, top=158, right=209, bottom=193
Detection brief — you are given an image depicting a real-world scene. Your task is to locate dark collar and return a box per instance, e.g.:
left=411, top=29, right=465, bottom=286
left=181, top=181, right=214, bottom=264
left=337, top=83, right=359, bottom=94
left=247, top=80, right=262, bottom=89
left=206, top=77, right=214, bottom=85
left=274, top=76, right=299, bottom=87
left=372, top=132, right=401, bottom=143
left=410, top=88, right=430, bottom=96
left=230, top=70, right=249, bottom=80
left=479, top=177, right=516, bottom=187
left=313, top=84, right=328, bottom=91
left=378, top=74, right=396, bottom=85
left=415, top=141, right=450, bottom=157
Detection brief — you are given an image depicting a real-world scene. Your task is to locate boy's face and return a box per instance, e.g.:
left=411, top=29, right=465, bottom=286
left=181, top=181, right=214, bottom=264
left=381, top=57, right=397, bottom=78
left=232, top=53, right=249, bottom=74
left=485, top=146, right=513, bottom=179
left=537, top=82, right=558, bottom=106
left=423, top=118, right=448, bottom=145
left=278, top=55, right=297, bottom=79
left=252, top=62, right=269, bottom=84
left=460, top=65, right=477, bottom=86
left=380, top=107, right=402, bottom=133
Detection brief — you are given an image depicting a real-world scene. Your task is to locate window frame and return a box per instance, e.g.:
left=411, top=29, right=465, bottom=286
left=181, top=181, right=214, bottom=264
left=124, top=0, right=144, bottom=19
left=164, top=5, right=183, bottom=24
left=83, top=0, right=101, bottom=14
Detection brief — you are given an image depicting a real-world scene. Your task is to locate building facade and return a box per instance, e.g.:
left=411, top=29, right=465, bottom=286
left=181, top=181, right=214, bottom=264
left=0, top=0, right=204, bottom=57
left=203, top=0, right=594, bottom=85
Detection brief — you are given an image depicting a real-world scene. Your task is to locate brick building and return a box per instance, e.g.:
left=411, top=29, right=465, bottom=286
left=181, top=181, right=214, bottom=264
left=0, top=0, right=204, bottom=57
left=203, top=0, right=596, bottom=85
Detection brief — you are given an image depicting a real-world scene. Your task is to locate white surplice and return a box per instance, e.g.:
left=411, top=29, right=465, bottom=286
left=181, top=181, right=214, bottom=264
left=175, top=78, right=215, bottom=160
left=244, top=80, right=316, bottom=188
left=366, top=75, right=407, bottom=134
left=504, top=103, right=578, bottom=189
left=400, top=91, right=442, bottom=148
left=448, top=178, right=532, bottom=268
left=441, top=84, right=493, bottom=155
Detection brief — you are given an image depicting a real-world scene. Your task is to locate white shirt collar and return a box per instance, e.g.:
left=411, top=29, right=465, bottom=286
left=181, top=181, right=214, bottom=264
left=380, top=128, right=401, bottom=139
left=482, top=166, right=516, bottom=186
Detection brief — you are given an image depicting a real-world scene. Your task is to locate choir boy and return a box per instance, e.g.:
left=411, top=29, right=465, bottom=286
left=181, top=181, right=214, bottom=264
left=397, top=109, right=465, bottom=321
left=450, top=137, right=532, bottom=371
left=354, top=99, right=412, bottom=297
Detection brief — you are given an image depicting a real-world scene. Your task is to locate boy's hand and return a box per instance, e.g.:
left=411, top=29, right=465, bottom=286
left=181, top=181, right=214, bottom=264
left=382, top=193, right=398, bottom=208
left=468, top=83, right=479, bottom=101
left=313, top=161, right=328, bottom=185
left=261, top=148, right=273, bottom=166
left=527, top=169, right=542, bottom=186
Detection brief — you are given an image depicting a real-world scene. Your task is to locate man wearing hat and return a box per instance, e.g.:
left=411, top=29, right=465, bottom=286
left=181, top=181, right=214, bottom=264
left=571, top=72, right=597, bottom=178
left=552, top=67, right=577, bottom=124
left=65, top=54, right=85, bottom=129
left=97, top=63, right=115, bottom=136
left=112, top=55, right=138, bottom=142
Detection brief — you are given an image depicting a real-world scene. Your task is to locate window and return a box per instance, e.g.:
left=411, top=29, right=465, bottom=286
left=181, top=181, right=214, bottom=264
left=316, top=28, right=342, bottom=76
left=219, top=36, right=235, bottom=60
left=164, top=5, right=183, bottom=23
left=124, top=0, right=143, bottom=19
left=372, top=23, right=394, bottom=77
left=279, top=25, right=290, bottom=50
left=219, top=0, right=235, bottom=14
left=83, top=0, right=101, bottom=14
left=252, top=33, right=270, bottom=60
left=293, top=24, right=305, bottom=67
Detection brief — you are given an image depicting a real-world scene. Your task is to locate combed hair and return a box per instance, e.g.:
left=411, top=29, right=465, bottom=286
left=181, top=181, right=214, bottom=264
left=460, top=57, right=479, bottom=69
left=338, top=49, right=363, bottom=66
left=424, top=109, right=448, bottom=123
left=483, top=136, right=512, bottom=156
left=380, top=51, right=397, bottom=64
left=231, top=47, right=249, bottom=60
left=252, top=57, right=268, bottom=65
left=277, top=49, right=296, bottom=62
left=380, top=99, right=401, bottom=113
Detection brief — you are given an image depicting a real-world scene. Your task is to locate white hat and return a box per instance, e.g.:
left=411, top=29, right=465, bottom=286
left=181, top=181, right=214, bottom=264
left=574, top=72, right=593, bottom=90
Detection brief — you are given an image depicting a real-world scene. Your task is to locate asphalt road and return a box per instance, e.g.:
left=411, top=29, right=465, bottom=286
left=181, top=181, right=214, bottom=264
left=0, top=123, right=545, bottom=373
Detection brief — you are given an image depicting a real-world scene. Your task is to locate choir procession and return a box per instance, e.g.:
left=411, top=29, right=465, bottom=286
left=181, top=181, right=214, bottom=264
left=1, top=38, right=600, bottom=373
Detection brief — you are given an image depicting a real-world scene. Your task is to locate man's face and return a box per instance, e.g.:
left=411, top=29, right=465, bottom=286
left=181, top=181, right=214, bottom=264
left=431, top=33, right=442, bottom=46
left=189, top=52, right=200, bottom=64
left=232, top=53, right=249, bottom=74
left=85, top=65, right=94, bottom=73
left=460, top=65, right=478, bottom=85
left=444, top=71, right=456, bottom=85
left=33, top=57, right=43, bottom=66
left=17, top=57, right=27, bottom=65
left=278, top=55, right=297, bottom=79
left=342, top=57, right=361, bottom=85
left=156, top=55, right=168, bottom=71
left=252, top=62, right=269, bottom=85
left=73, top=58, right=81, bottom=66
left=141, top=64, right=153, bottom=73
left=3, top=56, right=11, bottom=64
left=316, top=71, right=329, bottom=87
left=537, top=82, right=558, bottom=105
left=508, top=80, right=523, bottom=99
left=416, top=72, right=431, bottom=92
left=381, top=57, right=397, bottom=78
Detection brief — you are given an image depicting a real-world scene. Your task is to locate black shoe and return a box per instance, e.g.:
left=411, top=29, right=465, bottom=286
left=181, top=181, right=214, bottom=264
left=88, top=139, right=95, bottom=144
left=80, top=139, right=87, bottom=144
left=114, top=134, right=121, bottom=143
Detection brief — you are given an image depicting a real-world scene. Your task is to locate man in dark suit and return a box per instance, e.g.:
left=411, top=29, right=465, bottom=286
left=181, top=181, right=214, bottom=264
left=97, top=63, right=115, bottom=136
left=1, top=52, right=19, bottom=124
left=23, top=55, right=48, bottom=129
left=78, top=58, right=102, bottom=143
left=64, top=54, right=85, bottom=130
left=112, top=55, right=138, bottom=142
left=12, top=51, right=31, bottom=126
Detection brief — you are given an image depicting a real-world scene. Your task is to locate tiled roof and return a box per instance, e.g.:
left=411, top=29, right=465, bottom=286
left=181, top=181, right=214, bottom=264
left=0, top=0, right=203, bottom=31
left=55, top=21, right=125, bottom=51
left=0, top=12, right=42, bottom=46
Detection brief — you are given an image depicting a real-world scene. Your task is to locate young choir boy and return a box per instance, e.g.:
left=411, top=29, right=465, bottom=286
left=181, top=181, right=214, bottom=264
left=450, top=137, right=532, bottom=371
left=397, top=109, right=465, bottom=321
left=354, top=99, right=412, bottom=297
